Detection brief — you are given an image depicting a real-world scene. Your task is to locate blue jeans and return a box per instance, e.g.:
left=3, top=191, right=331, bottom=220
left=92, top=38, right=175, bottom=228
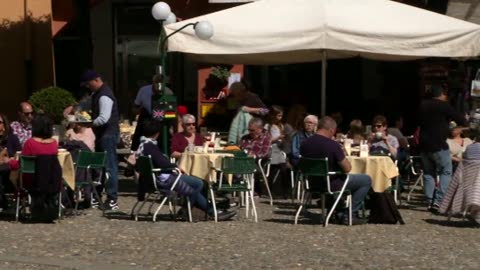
left=180, top=175, right=212, bottom=215
left=420, top=149, right=452, bottom=204
left=345, top=174, right=372, bottom=213
left=96, top=133, right=119, bottom=201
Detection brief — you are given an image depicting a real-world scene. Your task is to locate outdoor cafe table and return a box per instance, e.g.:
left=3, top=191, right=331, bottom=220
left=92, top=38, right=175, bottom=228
left=10, top=150, right=76, bottom=189
left=346, top=156, right=398, bottom=192
left=178, top=152, right=234, bottom=183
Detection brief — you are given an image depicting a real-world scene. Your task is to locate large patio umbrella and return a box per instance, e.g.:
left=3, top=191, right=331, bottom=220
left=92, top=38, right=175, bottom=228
left=165, top=0, right=480, bottom=115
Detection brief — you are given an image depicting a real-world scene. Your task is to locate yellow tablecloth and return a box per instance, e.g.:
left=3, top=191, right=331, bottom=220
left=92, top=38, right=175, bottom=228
left=10, top=151, right=76, bottom=189
left=347, top=156, right=398, bottom=192
left=178, top=152, right=233, bottom=183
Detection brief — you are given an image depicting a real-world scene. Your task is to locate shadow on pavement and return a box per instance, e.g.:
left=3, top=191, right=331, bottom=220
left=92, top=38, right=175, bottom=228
left=423, top=218, right=480, bottom=228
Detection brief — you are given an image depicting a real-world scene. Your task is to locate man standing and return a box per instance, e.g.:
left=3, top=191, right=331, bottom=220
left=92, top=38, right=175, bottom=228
left=131, top=74, right=173, bottom=151
left=300, top=116, right=371, bottom=225
left=81, top=70, right=120, bottom=210
left=10, top=102, right=34, bottom=146
left=419, top=84, right=467, bottom=209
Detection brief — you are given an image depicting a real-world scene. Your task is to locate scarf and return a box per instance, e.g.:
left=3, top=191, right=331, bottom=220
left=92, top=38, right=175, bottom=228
left=136, top=136, right=157, bottom=157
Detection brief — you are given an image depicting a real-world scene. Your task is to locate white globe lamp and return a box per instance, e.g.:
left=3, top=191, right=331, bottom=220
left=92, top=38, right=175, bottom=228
left=195, top=21, right=214, bottom=40
left=163, top=12, right=177, bottom=25
left=151, top=2, right=171, bottom=21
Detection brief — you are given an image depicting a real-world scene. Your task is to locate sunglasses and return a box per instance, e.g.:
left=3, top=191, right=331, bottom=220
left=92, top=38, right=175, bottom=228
left=22, top=112, right=33, bottom=116
left=184, top=123, right=196, bottom=126
left=374, top=124, right=384, bottom=128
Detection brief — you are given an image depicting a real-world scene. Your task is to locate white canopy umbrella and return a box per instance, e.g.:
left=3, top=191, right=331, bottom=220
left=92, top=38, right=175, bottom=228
left=165, top=0, right=480, bottom=115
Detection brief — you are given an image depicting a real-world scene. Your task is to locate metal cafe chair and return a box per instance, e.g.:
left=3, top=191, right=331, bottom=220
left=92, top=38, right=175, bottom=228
left=133, top=155, right=192, bottom=223
left=17, top=155, right=63, bottom=222
left=213, top=156, right=258, bottom=222
left=294, top=157, right=352, bottom=227
left=74, top=151, right=108, bottom=215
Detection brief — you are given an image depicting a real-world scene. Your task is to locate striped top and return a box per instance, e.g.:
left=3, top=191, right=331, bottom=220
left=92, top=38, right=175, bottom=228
left=462, top=142, right=480, bottom=160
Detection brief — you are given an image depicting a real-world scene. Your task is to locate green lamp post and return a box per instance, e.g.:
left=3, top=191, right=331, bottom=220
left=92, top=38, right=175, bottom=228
left=151, top=1, right=214, bottom=154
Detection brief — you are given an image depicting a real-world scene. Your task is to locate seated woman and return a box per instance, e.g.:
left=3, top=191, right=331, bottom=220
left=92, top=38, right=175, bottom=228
left=170, top=114, right=204, bottom=159
left=346, top=119, right=365, bottom=145
left=138, top=120, right=235, bottom=221
left=447, top=125, right=472, bottom=172
left=368, top=115, right=399, bottom=158
left=0, top=113, right=21, bottom=211
left=22, top=115, right=58, bottom=156
left=65, top=123, right=96, bottom=152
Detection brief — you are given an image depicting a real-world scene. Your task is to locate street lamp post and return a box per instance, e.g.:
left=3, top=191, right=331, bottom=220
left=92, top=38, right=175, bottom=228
left=151, top=1, right=213, bottom=155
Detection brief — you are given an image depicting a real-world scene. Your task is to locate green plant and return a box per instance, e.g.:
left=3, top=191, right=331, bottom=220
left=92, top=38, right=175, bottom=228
left=211, top=66, right=231, bottom=81
left=29, top=86, right=76, bottom=123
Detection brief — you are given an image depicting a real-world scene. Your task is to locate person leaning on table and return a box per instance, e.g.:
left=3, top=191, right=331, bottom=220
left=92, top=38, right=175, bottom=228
left=138, top=120, right=236, bottom=221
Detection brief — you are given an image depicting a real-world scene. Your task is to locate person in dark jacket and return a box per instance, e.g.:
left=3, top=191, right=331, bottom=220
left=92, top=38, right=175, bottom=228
left=81, top=70, right=120, bottom=210
left=418, top=84, right=467, bottom=209
left=137, top=120, right=236, bottom=221
left=0, top=113, right=21, bottom=211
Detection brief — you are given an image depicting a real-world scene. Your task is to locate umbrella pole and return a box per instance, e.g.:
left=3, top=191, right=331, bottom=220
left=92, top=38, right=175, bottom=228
left=321, top=50, right=327, bottom=117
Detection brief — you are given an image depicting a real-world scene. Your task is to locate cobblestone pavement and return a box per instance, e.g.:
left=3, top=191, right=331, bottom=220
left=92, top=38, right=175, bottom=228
left=0, top=180, right=479, bottom=270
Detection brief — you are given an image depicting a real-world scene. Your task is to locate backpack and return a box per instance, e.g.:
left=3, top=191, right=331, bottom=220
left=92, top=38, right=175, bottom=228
left=367, top=192, right=405, bottom=224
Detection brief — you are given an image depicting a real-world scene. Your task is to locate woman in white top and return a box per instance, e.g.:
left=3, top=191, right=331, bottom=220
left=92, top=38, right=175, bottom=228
left=447, top=126, right=472, bottom=171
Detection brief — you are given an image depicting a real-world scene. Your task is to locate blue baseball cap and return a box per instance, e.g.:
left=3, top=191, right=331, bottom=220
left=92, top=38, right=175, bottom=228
left=80, top=70, right=101, bottom=86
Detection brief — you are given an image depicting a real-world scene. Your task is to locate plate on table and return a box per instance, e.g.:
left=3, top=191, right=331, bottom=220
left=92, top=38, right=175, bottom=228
left=58, top=148, right=67, bottom=153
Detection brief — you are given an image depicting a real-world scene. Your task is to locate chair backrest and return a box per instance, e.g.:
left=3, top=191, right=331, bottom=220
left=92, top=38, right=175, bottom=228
left=136, top=155, right=154, bottom=175
left=76, top=151, right=107, bottom=169
left=215, top=150, right=248, bottom=158
left=20, top=155, right=36, bottom=174
left=297, top=157, right=329, bottom=177
left=221, top=156, right=256, bottom=174
left=409, top=156, right=423, bottom=174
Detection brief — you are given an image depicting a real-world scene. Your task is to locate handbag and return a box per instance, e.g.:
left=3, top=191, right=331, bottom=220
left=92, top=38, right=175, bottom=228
left=367, top=192, right=405, bottom=224
left=471, top=69, right=480, bottom=97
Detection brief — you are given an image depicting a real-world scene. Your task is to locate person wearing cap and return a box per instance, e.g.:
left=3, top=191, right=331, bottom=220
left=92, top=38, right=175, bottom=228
left=131, top=74, right=173, bottom=151
left=81, top=70, right=120, bottom=210
left=418, top=84, right=467, bottom=211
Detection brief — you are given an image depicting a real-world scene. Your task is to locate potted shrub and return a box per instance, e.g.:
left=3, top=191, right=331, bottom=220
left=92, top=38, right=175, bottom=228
left=203, top=66, right=231, bottom=100
left=29, top=86, right=77, bottom=123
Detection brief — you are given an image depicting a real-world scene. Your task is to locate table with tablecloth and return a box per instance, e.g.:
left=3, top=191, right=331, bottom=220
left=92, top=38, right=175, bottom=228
left=439, top=159, right=480, bottom=224
left=346, top=156, right=399, bottom=192
left=178, top=152, right=234, bottom=183
left=10, top=151, right=76, bottom=189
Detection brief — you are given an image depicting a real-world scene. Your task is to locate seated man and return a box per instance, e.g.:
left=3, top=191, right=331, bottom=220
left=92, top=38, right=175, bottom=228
left=300, top=116, right=372, bottom=225
left=138, top=120, right=235, bottom=221
left=291, top=115, right=318, bottom=166
left=239, top=117, right=271, bottom=159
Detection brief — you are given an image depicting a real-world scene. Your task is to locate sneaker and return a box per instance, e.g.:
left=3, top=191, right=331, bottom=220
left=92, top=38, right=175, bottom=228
left=91, top=198, right=100, bottom=209
left=105, top=200, right=119, bottom=211
left=209, top=210, right=237, bottom=221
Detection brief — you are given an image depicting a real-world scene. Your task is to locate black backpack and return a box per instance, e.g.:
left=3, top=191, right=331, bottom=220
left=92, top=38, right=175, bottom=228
left=367, top=192, right=405, bottom=224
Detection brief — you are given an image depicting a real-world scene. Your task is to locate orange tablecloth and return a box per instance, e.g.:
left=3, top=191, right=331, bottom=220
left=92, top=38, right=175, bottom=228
left=347, top=156, right=398, bottom=192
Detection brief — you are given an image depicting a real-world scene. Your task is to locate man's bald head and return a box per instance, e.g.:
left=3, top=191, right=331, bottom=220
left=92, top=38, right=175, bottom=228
left=18, top=101, right=34, bottom=124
